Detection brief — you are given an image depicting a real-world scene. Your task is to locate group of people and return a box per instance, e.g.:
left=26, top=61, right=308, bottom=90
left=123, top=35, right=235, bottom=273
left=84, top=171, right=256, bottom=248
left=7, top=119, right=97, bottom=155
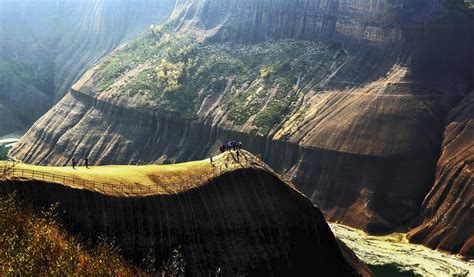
left=219, top=140, right=242, bottom=153
left=71, top=158, right=89, bottom=169
left=210, top=140, right=244, bottom=164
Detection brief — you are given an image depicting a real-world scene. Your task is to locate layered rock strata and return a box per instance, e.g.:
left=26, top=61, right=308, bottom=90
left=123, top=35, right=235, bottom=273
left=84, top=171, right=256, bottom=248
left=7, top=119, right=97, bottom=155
left=408, top=92, right=474, bottom=258
left=11, top=0, right=474, bottom=257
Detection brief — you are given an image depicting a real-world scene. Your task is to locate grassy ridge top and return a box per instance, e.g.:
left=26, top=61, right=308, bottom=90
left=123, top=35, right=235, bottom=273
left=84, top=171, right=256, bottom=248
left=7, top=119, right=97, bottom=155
left=6, top=151, right=263, bottom=196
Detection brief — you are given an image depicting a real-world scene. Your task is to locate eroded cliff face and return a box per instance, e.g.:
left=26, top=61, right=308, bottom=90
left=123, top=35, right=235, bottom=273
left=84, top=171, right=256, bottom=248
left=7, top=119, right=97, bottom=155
left=408, top=92, right=474, bottom=258
left=11, top=0, right=474, bottom=256
left=0, top=0, right=175, bottom=135
left=0, top=167, right=371, bottom=276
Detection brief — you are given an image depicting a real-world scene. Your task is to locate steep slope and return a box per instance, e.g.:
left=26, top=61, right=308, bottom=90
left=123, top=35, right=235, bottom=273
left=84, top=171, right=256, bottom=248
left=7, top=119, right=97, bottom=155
left=0, top=0, right=175, bottom=135
left=0, top=194, right=140, bottom=275
left=408, top=92, right=474, bottom=258
left=11, top=0, right=474, bottom=256
left=0, top=152, right=371, bottom=276
left=0, top=104, right=25, bottom=135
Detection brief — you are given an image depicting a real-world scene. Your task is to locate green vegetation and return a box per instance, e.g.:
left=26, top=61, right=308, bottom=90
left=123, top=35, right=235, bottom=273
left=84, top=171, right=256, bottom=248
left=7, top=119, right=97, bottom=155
left=94, top=24, right=341, bottom=134
left=0, top=146, right=9, bottom=160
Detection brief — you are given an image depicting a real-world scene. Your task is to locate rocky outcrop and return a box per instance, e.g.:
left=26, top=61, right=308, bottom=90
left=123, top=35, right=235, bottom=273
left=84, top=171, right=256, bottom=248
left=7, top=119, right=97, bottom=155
left=0, top=164, right=371, bottom=276
left=0, top=0, right=175, bottom=135
left=11, top=0, right=474, bottom=257
left=408, top=92, right=474, bottom=258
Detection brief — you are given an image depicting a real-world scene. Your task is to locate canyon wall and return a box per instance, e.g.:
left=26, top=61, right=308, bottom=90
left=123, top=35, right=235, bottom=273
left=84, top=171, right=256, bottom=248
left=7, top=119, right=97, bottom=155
left=408, top=92, right=474, bottom=258
left=11, top=0, right=474, bottom=257
left=0, top=167, right=371, bottom=276
left=0, top=0, right=175, bottom=135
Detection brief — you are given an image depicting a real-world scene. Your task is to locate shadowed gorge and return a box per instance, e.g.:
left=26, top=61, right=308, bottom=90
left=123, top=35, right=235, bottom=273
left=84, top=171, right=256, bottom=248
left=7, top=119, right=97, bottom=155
left=8, top=0, right=474, bottom=265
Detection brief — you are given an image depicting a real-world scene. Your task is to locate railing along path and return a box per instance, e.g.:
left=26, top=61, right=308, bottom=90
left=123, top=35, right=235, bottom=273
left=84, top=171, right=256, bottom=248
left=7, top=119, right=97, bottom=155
left=1, top=162, right=241, bottom=195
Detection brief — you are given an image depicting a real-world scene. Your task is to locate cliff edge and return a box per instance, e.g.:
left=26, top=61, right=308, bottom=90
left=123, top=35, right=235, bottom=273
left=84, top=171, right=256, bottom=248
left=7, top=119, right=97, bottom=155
left=0, top=151, right=371, bottom=275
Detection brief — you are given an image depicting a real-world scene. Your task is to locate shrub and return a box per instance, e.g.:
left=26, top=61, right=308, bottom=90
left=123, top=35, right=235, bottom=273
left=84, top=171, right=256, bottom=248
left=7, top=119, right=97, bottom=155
left=0, top=193, right=139, bottom=276
left=0, top=192, right=187, bottom=276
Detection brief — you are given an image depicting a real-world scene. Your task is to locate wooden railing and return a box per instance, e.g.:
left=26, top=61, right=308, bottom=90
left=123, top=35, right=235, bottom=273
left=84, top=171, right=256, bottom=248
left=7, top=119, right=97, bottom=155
left=1, top=163, right=240, bottom=195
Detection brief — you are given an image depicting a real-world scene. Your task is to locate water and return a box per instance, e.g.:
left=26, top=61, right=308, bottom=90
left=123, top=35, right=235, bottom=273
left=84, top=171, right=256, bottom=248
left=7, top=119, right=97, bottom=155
left=0, top=132, right=23, bottom=148
left=330, top=224, right=474, bottom=276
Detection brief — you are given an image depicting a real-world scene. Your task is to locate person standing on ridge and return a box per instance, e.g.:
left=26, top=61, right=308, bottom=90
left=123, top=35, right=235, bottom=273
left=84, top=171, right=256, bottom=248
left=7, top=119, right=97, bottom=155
left=72, top=158, right=76, bottom=170
left=85, top=157, right=89, bottom=169
left=236, top=150, right=240, bottom=161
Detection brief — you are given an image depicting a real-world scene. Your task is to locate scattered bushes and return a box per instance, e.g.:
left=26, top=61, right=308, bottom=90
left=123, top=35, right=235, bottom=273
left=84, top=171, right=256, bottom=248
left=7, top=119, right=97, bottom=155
left=93, top=23, right=341, bottom=134
left=0, top=193, right=186, bottom=276
left=0, top=193, right=140, bottom=276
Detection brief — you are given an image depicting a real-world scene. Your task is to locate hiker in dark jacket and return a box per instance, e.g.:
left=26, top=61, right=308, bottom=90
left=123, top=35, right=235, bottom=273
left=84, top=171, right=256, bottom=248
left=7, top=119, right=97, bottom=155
left=72, top=159, right=76, bottom=169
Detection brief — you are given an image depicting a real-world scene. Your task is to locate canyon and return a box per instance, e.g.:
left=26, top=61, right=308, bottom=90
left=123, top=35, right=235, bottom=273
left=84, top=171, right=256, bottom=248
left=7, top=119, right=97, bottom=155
left=0, top=0, right=175, bottom=136
left=10, top=0, right=474, bottom=260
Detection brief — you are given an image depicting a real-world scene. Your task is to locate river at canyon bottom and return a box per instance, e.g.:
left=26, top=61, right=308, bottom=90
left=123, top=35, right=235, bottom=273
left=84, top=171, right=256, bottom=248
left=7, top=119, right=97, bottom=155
left=330, top=224, right=473, bottom=276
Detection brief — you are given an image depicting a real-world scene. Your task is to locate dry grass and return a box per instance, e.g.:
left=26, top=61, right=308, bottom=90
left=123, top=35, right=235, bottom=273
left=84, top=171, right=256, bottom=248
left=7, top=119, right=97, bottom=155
left=5, top=151, right=258, bottom=196
left=0, top=193, right=141, bottom=276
